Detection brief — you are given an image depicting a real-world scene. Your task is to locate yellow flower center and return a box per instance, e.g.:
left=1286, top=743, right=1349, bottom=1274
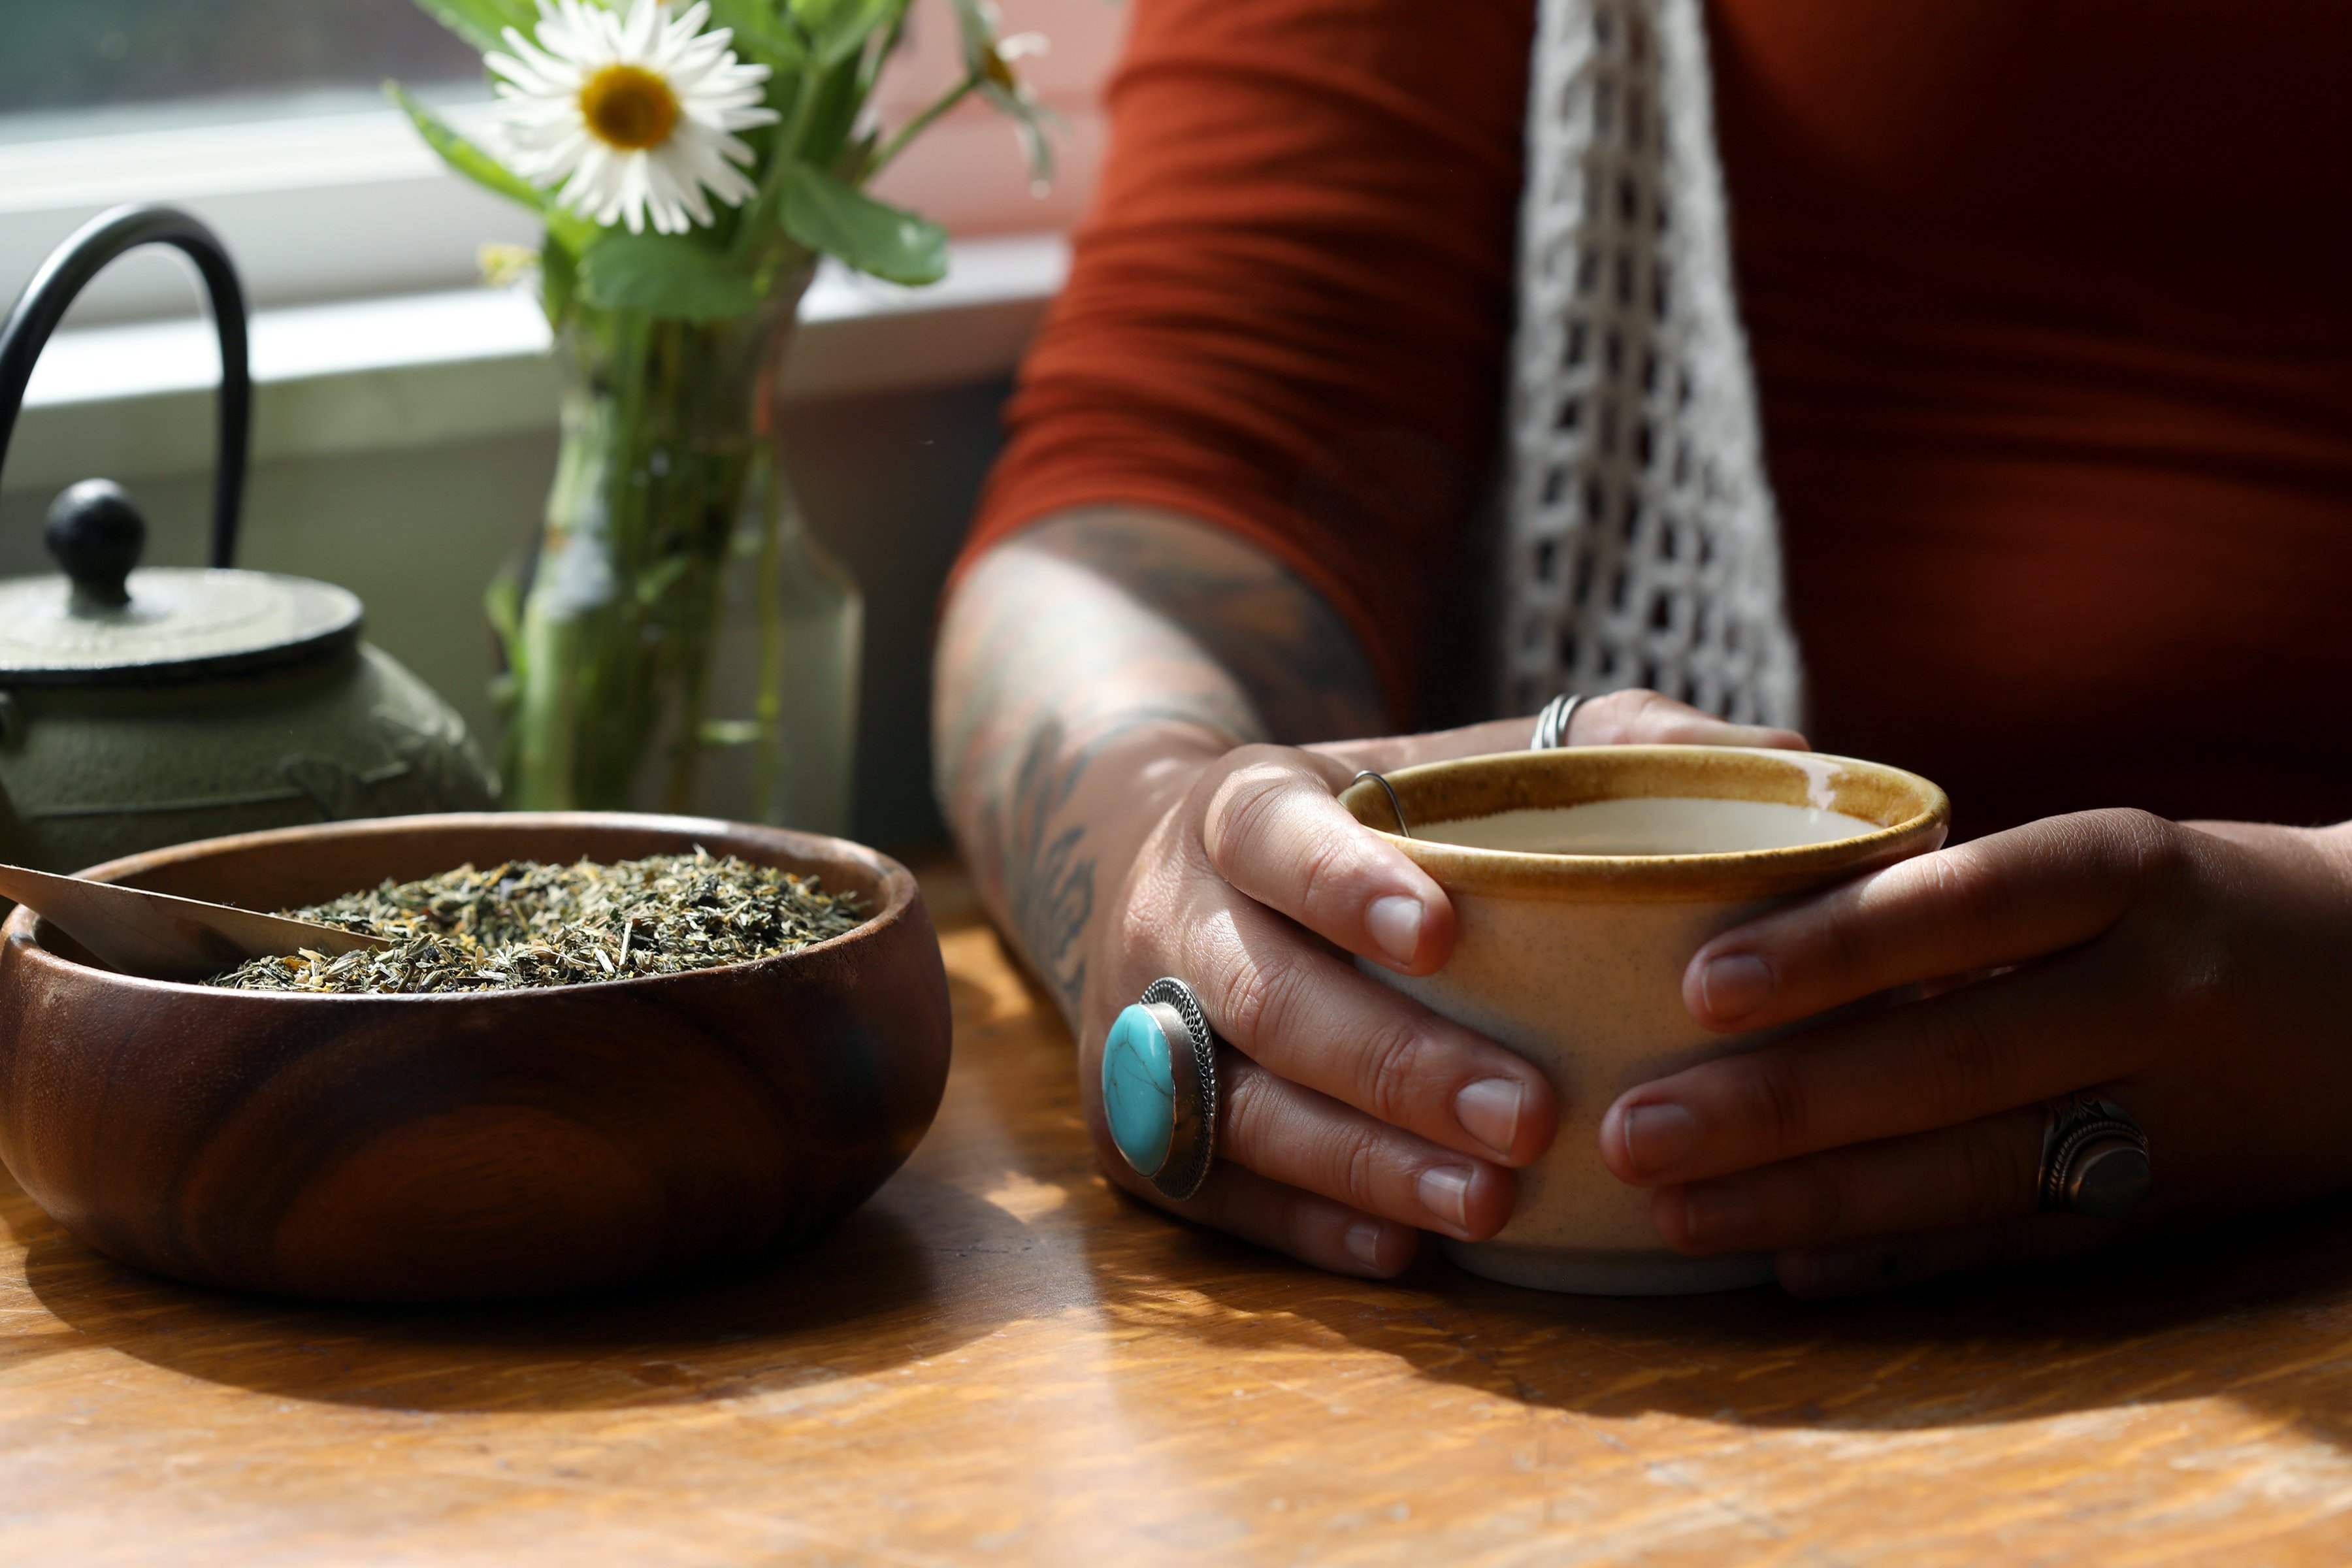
left=980, top=46, right=1019, bottom=93
left=578, top=64, right=679, bottom=151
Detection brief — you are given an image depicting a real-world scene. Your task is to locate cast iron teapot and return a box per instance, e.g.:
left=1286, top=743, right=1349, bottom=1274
left=0, top=204, right=495, bottom=875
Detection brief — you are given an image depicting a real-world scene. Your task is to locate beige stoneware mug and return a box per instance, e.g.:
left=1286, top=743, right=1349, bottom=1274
left=1340, top=745, right=1950, bottom=1296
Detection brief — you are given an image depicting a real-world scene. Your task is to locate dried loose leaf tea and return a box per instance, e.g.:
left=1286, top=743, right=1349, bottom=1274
left=208, top=849, right=864, bottom=994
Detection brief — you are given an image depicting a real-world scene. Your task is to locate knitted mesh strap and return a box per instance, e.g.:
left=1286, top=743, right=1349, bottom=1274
left=1497, top=0, right=1805, bottom=729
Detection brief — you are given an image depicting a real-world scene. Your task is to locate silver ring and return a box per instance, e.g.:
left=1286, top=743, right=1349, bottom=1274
left=1101, top=977, right=1221, bottom=1201
left=1351, top=769, right=1412, bottom=838
left=2038, top=1094, right=2152, bottom=1216
left=1531, top=693, right=1585, bottom=750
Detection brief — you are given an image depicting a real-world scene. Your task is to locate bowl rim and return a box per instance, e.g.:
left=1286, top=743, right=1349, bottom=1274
left=0, top=811, right=920, bottom=1002
left=1338, top=745, right=1951, bottom=903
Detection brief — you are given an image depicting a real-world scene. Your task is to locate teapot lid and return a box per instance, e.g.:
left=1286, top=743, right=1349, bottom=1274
left=0, top=482, right=361, bottom=685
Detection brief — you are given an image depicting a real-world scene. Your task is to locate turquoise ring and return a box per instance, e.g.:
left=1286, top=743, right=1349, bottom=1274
left=1102, top=977, right=1220, bottom=1201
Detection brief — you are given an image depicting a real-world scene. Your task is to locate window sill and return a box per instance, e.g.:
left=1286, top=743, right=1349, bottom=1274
left=3, top=232, right=1064, bottom=499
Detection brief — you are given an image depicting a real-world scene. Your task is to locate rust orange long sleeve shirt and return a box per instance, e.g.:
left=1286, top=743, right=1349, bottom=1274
left=961, top=0, right=2352, bottom=837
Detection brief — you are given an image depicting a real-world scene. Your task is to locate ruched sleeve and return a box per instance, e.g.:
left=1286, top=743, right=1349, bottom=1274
left=954, top=0, right=1537, bottom=720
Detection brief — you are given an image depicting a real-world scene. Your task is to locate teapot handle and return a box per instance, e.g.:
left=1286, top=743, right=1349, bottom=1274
left=0, top=204, right=251, bottom=569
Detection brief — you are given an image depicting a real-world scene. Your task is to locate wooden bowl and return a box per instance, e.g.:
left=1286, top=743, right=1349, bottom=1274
left=0, top=813, right=951, bottom=1302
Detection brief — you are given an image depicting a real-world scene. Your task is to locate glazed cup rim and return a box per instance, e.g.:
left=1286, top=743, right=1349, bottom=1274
left=0, top=810, right=918, bottom=1001
left=1338, top=745, right=1952, bottom=903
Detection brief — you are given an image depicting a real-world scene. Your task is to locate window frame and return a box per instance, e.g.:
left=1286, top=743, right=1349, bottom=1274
left=0, top=0, right=1117, bottom=491
left=0, top=103, right=538, bottom=328
left=0, top=0, right=1120, bottom=329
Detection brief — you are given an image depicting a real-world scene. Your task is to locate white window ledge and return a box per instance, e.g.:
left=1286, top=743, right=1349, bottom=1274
left=3, top=233, right=1066, bottom=499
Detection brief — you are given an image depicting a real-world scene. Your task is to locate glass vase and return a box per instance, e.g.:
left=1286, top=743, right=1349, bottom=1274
left=493, top=280, right=862, bottom=833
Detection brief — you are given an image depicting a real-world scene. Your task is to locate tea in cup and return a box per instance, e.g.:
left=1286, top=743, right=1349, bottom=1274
left=1341, top=745, right=1949, bottom=1295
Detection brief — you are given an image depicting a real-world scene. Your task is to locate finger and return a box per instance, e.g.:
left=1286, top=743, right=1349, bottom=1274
left=1312, top=691, right=1810, bottom=776
left=1118, top=1157, right=1423, bottom=1279
left=1569, top=688, right=1810, bottom=751
left=1198, top=745, right=1457, bottom=975
left=1215, top=1054, right=1518, bottom=1241
left=1084, top=1053, right=1426, bottom=1277
left=1684, top=808, right=2179, bottom=1032
left=1776, top=1212, right=2132, bottom=1299
left=1172, top=892, right=1558, bottom=1166
left=1313, top=717, right=1545, bottom=772
left=1601, top=953, right=2142, bottom=1186
left=1649, top=1107, right=2044, bottom=1254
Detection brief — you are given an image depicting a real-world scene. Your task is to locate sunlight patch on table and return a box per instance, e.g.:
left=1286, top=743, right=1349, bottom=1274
left=983, top=1171, right=1067, bottom=1222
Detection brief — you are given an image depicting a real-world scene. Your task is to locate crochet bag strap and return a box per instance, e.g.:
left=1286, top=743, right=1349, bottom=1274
left=1496, top=0, right=1805, bottom=730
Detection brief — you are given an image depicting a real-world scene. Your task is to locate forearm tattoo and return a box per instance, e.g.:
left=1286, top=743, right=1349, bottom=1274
left=934, top=509, right=1386, bottom=1020
left=992, top=719, right=1097, bottom=1010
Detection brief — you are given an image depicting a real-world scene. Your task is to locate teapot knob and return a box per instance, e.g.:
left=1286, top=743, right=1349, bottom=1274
left=44, top=480, right=146, bottom=612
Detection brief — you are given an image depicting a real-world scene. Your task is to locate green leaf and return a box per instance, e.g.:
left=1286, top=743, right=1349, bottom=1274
left=412, top=0, right=537, bottom=54
left=387, top=82, right=547, bottom=213
left=704, top=0, right=808, bottom=68
left=794, top=50, right=867, bottom=169
left=485, top=567, right=523, bottom=657
left=538, top=233, right=581, bottom=327
left=577, top=234, right=765, bottom=321
left=779, top=161, right=946, bottom=285
left=483, top=564, right=525, bottom=723
left=546, top=206, right=602, bottom=259
left=792, top=0, right=905, bottom=67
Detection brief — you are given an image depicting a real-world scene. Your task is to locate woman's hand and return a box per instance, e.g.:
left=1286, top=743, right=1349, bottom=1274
left=1597, top=809, right=2352, bottom=1296
left=1082, top=691, right=1809, bottom=1277
left=935, top=508, right=1811, bottom=1279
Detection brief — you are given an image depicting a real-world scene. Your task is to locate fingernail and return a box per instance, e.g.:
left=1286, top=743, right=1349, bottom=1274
left=1418, top=1166, right=1474, bottom=1230
left=1682, top=1183, right=1757, bottom=1245
left=1345, top=1218, right=1387, bottom=1271
left=1697, top=953, right=1774, bottom=1023
left=1454, top=1077, right=1526, bottom=1157
left=1366, top=895, right=1425, bottom=966
left=1620, top=1102, right=1702, bottom=1175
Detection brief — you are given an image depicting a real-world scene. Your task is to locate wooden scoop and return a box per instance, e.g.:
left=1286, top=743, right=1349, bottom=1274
left=0, top=861, right=389, bottom=983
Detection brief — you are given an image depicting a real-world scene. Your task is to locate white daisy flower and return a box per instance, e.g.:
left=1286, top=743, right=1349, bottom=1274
left=489, top=0, right=780, bottom=237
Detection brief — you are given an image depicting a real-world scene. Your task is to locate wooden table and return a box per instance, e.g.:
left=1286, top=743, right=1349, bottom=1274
left=6, top=862, right=2352, bottom=1565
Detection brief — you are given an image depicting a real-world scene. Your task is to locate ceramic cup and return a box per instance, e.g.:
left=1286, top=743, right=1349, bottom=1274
left=1340, top=745, right=1949, bottom=1296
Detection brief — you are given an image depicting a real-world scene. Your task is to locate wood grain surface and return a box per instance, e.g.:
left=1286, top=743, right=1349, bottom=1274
left=5, top=858, right=2351, bottom=1565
